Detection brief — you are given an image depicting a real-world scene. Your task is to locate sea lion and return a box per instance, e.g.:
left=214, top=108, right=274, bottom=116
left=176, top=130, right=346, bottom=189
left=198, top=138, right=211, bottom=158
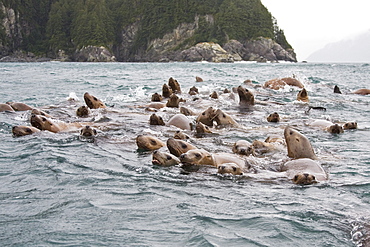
left=30, top=114, right=83, bottom=133
left=284, top=126, right=317, bottom=159
left=281, top=77, right=304, bottom=88
left=212, top=109, right=237, bottom=126
left=136, top=135, right=165, bottom=151
left=76, top=105, right=90, bottom=117
left=12, top=125, right=40, bottom=137
left=0, top=103, right=15, bottom=112
left=232, top=140, right=255, bottom=156
left=173, top=130, right=190, bottom=140
left=152, top=150, right=180, bottom=167
left=166, top=94, right=181, bottom=108
left=151, top=93, right=163, bottom=102
left=180, top=106, right=196, bottom=116
left=167, top=114, right=192, bottom=131
left=196, top=107, right=216, bottom=127
left=180, top=149, right=247, bottom=171
left=6, top=102, right=33, bottom=111
left=195, top=122, right=212, bottom=136
left=168, top=77, right=181, bottom=94
left=162, top=84, right=172, bottom=98
left=218, top=163, right=243, bottom=175
left=237, top=85, right=255, bottom=106
left=352, top=89, right=370, bottom=95
left=327, top=124, right=344, bottom=134
left=188, top=86, right=199, bottom=95
left=149, top=114, right=165, bottom=126
left=80, top=125, right=97, bottom=137
left=297, top=88, right=309, bottom=102
left=195, top=76, right=203, bottom=82
left=334, top=85, right=342, bottom=94
left=281, top=158, right=328, bottom=185
left=267, top=112, right=280, bottom=122
left=252, top=140, right=281, bottom=155
left=343, top=122, right=357, bottom=130
left=166, top=138, right=197, bottom=157
left=84, top=92, right=106, bottom=109
left=264, top=78, right=287, bottom=90
left=210, top=91, right=218, bottom=99
left=31, top=109, right=52, bottom=118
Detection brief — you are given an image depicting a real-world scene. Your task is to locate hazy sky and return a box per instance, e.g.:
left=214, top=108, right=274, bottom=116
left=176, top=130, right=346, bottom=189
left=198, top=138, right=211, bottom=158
left=261, top=0, right=370, bottom=61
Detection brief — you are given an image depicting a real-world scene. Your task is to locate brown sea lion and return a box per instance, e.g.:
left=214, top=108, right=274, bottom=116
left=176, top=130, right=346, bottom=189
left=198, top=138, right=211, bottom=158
left=284, top=126, right=317, bottom=160
left=281, top=158, right=328, bottom=185
left=188, top=86, right=199, bottom=95
left=343, top=122, right=357, bottom=130
left=237, top=86, right=255, bottom=106
left=173, top=130, right=190, bottom=140
left=195, top=122, right=212, bottom=136
left=212, top=109, right=237, bottom=126
left=6, top=102, right=33, bottom=111
left=31, top=109, right=52, bottom=118
left=30, top=114, right=84, bottom=133
left=264, top=78, right=287, bottom=90
left=0, top=103, right=15, bottom=112
left=166, top=94, right=181, bottom=108
left=297, top=88, right=309, bottom=102
left=196, top=107, right=216, bottom=127
left=162, top=84, right=172, bottom=98
left=84, top=92, right=106, bottom=109
left=80, top=125, right=97, bottom=137
left=180, top=106, right=196, bottom=116
left=210, top=91, right=218, bottom=99
left=166, top=138, right=197, bottom=157
left=232, top=140, right=255, bottom=156
left=136, top=135, right=165, bottom=151
left=149, top=114, right=165, bottom=126
left=281, top=77, right=304, bottom=88
left=168, top=77, right=181, bottom=94
left=352, top=89, right=370, bottom=95
left=76, top=105, right=90, bottom=117
left=152, top=150, right=180, bottom=167
left=267, top=112, right=280, bottom=122
left=151, top=93, right=163, bottom=102
left=12, top=125, right=40, bottom=137
left=327, top=124, right=344, bottom=134
left=195, top=76, right=203, bottom=82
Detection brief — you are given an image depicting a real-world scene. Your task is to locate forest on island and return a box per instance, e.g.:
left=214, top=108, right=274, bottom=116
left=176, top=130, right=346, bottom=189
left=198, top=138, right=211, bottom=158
left=0, top=0, right=291, bottom=57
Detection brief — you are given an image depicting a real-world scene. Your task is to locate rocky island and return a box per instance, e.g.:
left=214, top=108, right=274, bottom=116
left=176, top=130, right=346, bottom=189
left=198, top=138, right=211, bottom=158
left=0, top=0, right=296, bottom=62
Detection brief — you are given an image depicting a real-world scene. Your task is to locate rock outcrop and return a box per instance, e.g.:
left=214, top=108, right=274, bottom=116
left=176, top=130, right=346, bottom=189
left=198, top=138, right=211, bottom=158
left=73, top=46, right=116, bottom=62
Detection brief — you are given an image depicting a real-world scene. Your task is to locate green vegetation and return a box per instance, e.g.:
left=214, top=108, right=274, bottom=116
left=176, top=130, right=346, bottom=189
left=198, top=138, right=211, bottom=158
left=0, top=0, right=292, bottom=57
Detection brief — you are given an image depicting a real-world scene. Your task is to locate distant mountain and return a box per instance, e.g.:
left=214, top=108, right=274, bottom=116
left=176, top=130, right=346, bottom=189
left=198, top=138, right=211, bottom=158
left=307, top=30, right=370, bottom=62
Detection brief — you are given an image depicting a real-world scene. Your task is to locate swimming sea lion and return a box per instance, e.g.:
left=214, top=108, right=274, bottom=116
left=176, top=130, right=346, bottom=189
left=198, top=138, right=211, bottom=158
left=173, top=130, right=190, bottom=140
left=210, top=91, right=218, bottom=99
left=162, top=84, right=172, bottom=98
left=166, top=94, right=181, bottom=108
left=76, top=105, right=90, bottom=117
left=232, top=140, right=255, bottom=156
left=188, top=86, right=199, bottom=95
left=30, top=114, right=83, bottom=133
left=284, top=126, right=317, bottom=159
left=327, top=124, right=344, bottom=134
left=297, top=88, right=309, bottom=102
left=84, top=92, right=106, bottom=109
left=136, top=135, right=165, bottom=151
left=281, top=158, right=328, bottom=185
left=217, top=163, right=243, bottom=175
left=80, top=125, right=97, bottom=137
left=180, top=106, right=196, bottom=116
left=281, top=77, right=304, bottom=88
left=0, top=103, right=15, bottom=112
left=6, top=102, right=33, bottom=111
left=152, top=150, right=180, bottom=167
left=195, top=122, right=212, bottom=136
left=352, top=89, right=370, bottom=95
left=263, top=78, right=287, bottom=90
left=195, top=76, right=203, bottom=82
left=212, top=109, right=237, bottom=126
left=31, top=109, right=52, bottom=118
left=12, top=125, right=40, bottom=137
left=237, top=86, right=255, bottom=106
left=196, top=107, right=216, bottom=127
left=166, top=138, right=197, bottom=157
left=343, top=122, right=357, bottom=130
left=151, top=93, right=163, bottom=102
left=168, top=77, right=181, bottom=94
left=267, top=112, right=280, bottom=122
left=149, top=114, right=165, bottom=126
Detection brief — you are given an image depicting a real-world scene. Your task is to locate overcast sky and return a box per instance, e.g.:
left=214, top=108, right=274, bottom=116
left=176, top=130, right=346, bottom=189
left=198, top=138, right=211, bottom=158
left=261, top=0, right=370, bottom=61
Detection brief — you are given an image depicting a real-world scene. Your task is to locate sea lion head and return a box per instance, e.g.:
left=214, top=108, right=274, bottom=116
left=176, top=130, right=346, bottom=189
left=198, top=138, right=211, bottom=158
left=84, top=92, right=106, bottom=109
left=30, top=114, right=61, bottom=133
left=152, top=150, right=180, bottom=167
left=297, top=88, right=309, bottom=102
left=136, top=135, right=165, bottom=151
left=343, top=122, right=357, bottom=130
left=166, top=138, right=197, bottom=157
left=217, top=163, right=243, bottom=175
left=292, top=173, right=318, bottom=185
left=149, top=113, right=165, bottom=126
left=284, top=126, right=317, bottom=159
left=80, top=125, right=97, bottom=137
left=237, top=86, right=255, bottom=106
left=267, top=112, right=280, bottom=122
left=76, top=105, right=90, bottom=117
left=12, top=125, right=40, bottom=137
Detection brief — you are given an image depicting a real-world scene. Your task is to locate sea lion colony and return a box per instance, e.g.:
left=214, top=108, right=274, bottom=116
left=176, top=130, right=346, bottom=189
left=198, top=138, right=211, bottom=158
left=4, top=76, right=365, bottom=185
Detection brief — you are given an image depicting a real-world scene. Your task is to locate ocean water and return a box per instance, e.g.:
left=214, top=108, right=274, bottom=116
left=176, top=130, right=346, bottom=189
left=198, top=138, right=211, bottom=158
left=0, top=62, right=369, bottom=246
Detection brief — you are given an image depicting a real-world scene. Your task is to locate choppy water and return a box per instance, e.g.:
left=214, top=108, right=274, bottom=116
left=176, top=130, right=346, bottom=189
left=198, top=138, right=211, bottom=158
left=0, top=62, right=369, bottom=246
